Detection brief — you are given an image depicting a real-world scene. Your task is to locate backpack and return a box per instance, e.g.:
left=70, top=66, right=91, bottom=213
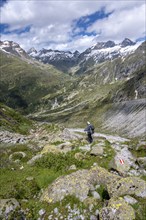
left=90, top=125, right=95, bottom=134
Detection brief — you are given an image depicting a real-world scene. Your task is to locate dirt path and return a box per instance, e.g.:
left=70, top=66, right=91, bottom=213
left=68, top=128, right=130, bottom=143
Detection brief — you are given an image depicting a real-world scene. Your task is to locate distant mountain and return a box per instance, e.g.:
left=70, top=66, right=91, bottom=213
left=27, top=38, right=141, bottom=72
left=75, top=38, right=140, bottom=74
left=0, top=39, right=143, bottom=74
left=28, top=48, right=80, bottom=72
left=0, top=40, right=30, bottom=59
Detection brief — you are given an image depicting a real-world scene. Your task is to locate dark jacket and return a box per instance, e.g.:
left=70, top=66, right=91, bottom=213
left=84, top=124, right=94, bottom=134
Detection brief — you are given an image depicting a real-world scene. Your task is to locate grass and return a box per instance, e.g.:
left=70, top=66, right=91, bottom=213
left=131, top=197, right=146, bottom=220
left=0, top=102, right=33, bottom=134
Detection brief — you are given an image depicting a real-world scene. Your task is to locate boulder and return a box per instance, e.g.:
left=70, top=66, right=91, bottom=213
left=90, top=145, right=104, bottom=156
left=40, top=165, right=119, bottom=203
left=41, top=144, right=61, bottom=154
left=100, top=197, right=135, bottom=220
left=107, top=177, right=146, bottom=198
left=74, top=152, right=86, bottom=161
left=41, top=169, right=91, bottom=202
left=109, top=147, right=136, bottom=174
left=0, top=198, right=20, bottom=218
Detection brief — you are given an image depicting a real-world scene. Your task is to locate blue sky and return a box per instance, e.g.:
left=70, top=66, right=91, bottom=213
left=0, top=0, right=145, bottom=51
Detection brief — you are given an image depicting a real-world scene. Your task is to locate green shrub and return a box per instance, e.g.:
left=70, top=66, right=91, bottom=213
left=35, top=151, right=83, bottom=172
left=9, top=178, right=40, bottom=199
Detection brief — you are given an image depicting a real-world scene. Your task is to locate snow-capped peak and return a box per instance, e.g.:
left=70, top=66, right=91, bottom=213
left=0, top=40, right=29, bottom=58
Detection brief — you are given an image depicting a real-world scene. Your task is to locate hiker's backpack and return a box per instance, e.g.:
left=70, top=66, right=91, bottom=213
left=90, top=125, right=95, bottom=134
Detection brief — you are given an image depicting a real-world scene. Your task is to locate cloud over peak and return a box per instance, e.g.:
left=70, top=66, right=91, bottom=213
left=1, top=0, right=145, bottom=52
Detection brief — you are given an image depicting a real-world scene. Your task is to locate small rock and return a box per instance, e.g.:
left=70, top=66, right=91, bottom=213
left=79, top=145, right=91, bottom=152
left=26, top=176, right=34, bottom=181
left=74, top=152, right=85, bottom=160
left=91, top=191, right=101, bottom=200
left=93, top=163, right=97, bottom=166
left=68, top=164, right=77, bottom=170
left=89, top=204, right=94, bottom=211
left=90, top=215, right=97, bottom=220
left=48, top=215, right=53, bottom=219
left=95, top=209, right=99, bottom=216
left=39, top=209, right=46, bottom=216
left=54, top=207, right=58, bottom=214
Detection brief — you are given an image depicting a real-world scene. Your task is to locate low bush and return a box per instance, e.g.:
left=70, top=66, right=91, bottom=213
left=35, top=151, right=83, bottom=172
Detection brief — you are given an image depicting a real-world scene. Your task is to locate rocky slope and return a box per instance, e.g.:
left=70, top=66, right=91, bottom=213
left=0, top=127, right=146, bottom=219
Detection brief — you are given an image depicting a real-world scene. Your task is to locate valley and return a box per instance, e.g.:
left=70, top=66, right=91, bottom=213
left=0, top=39, right=146, bottom=219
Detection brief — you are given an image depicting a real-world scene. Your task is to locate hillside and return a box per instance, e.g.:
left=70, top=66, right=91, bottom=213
left=0, top=50, right=69, bottom=113
left=0, top=103, right=33, bottom=135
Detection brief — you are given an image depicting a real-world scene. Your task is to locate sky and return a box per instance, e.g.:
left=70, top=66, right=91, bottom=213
left=0, top=0, right=146, bottom=52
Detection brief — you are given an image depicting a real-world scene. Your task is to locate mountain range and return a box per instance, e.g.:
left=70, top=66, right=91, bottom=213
left=0, top=38, right=141, bottom=73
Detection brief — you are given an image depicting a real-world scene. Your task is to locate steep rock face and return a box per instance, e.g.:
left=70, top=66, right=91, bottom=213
left=103, top=99, right=146, bottom=138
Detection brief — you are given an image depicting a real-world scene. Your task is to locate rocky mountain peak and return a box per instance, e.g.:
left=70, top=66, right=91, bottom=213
left=0, top=40, right=29, bottom=58
left=120, top=38, right=135, bottom=47
left=27, top=47, right=37, bottom=54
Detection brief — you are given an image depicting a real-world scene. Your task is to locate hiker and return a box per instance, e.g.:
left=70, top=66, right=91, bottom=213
left=84, top=121, right=94, bottom=144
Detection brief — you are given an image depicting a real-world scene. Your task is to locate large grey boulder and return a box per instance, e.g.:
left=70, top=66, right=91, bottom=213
left=109, top=147, right=136, bottom=174
left=41, top=169, right=91, bottom=202
left=0, top=198, right=20, bottom=218
left=40, top=166, right=119, bottom=203
left=100, top=197, right=135, bottom=220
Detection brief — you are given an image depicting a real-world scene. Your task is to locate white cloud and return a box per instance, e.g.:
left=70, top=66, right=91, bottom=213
left=1, top=0, right=145, bottom=52
left=88, top=3, right=146, bottom=42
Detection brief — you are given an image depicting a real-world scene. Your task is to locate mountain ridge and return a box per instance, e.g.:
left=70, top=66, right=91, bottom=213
left=0, top=38, right=143, bottom=73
